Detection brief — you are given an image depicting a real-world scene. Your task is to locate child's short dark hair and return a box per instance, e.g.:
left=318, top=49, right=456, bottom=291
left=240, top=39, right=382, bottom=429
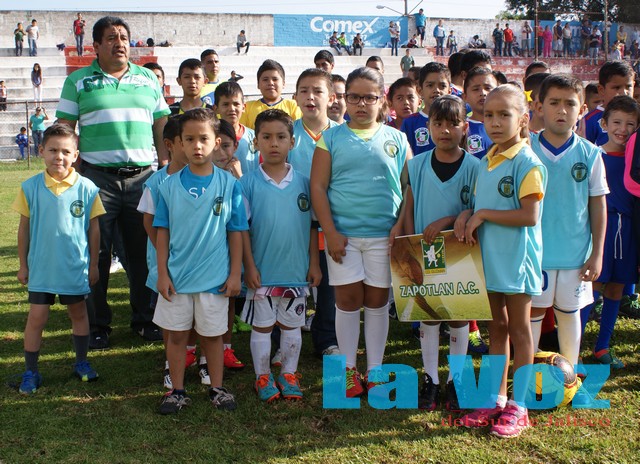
left=257, top=59, right=285, bottom=81
left=93, top=16, right=130, bottom=43
left=314, top=50, right=334, bottom=65
left=388, top=77, right=417, bottom=100
left=42, top=123, right=78, bottom=148
left=179, top=108, right=220, bottom=135
left=585, top=82, right=599, bottom=98
left=538, top=74, right=584, bottom=103
left=365, top=56, right=384, bottom=71
left=331, top=74, right=346, bottom=86
left=524, top=61, right=550, bottom=79
left=217, top=118, right=237, bottom=141
left=447, top=51, right=466, bottom=78
left=200, top=48, right=218, bottom=61
left=296, top=68, right=333, bottom=92
left=599, top=60, right=634, bottom=86
left=463, top=66, right=497, bottom=92
left=524, top=72, right=550, bottom=101
left=143, top=62, right=164, bottom=80
left=603, top=95, right=640, bottom=123
left=254, top=109, right=294, bottom=137
left=178, top=58, right=203, bottom=78
left=419, top=62, right=451, bottom=86
left=460, top=50, right=491, bottom=74
left=163, top=115, right=181, bottom=140
left=20, top=126, right=27, bottom=132
left=214, top=81, right=244, bottom=104
left=429, top=95, right=466, bottom=125
left=493, top=71, right=508, bottom=85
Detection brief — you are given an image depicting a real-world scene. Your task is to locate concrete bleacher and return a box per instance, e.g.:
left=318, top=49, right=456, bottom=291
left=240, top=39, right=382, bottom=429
left=0, top=44, right=601, bottom=159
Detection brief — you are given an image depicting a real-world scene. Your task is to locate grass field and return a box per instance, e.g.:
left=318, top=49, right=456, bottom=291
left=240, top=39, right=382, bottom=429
left=1, top=160, right=639, bottom=464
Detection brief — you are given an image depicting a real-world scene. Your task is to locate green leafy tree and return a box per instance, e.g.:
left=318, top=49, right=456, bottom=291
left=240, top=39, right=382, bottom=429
left=504, top=0, right=639, bottom=22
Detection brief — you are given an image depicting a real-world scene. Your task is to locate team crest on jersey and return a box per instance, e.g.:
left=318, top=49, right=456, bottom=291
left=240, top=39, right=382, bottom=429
left=213, top=196, right=224, bottom=216
left=467, top=134, right=483, bottom=154
left=415, top=127, right=430, bottom=147
left=70, top=200, right=85, bottom=218
left=421, top=237, right=446, bottom=275
left=498, top=176, right=515, bottom=198
left=460, top=185, right=471, bottom=206
left=384, top=140, right=399, bottom=158
left=295, top=303, right=305, bottom=316
left=571, top=162, right=588, bottom=182
left=297, top=193, right=310, bottom=212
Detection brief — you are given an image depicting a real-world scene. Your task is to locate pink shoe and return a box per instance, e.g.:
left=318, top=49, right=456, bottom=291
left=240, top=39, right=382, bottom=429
left=490, top=404, right=530, bottom=438
left=460, top=405, right=504, bottom=428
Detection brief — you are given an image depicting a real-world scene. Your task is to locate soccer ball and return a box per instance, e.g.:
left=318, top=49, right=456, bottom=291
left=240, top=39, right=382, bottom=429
left=531, top=351, right=580, bottom=408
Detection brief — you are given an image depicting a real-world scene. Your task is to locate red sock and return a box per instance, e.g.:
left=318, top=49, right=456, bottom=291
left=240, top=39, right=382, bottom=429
left=468, top=320, right=479, bottom=332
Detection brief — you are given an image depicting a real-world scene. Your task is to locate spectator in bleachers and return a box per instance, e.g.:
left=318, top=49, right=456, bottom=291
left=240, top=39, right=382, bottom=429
left=521, top=22, right=532, bottom=57
left=74, top=13, right=86, bottom=57
left=14, top=23, right=24, bottom=57
left=26, top=19, right=39, bottom=57
left=237, top=30, right=250, bottom=54
left=503, top=23, right=514, bottom=57
left=337, top=32, right=352, bottom=55
left=0, top=80, right=6, bottom=111
left=434, top=19, right=446, bottom=56
left=29, top=107, right=48, bottom=154
left=414, top=8, right=426, bottom=47
left=492, top=23, right=503, bottom=56
left=31, top=64, right=43, bottom=108
left=352, top=33, right=364, bottom=56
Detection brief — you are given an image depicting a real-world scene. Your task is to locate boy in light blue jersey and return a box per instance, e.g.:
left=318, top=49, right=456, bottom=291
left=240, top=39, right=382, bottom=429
left=138, top=116, right=209, bottom=390
left=401, top=62, right=451, bottom=157
left=13, top=124, right=105, bottom=394
left=463, top=67, right=498, bottom=159
left=214, top=81, right=259, bottom=174
left=153, top=108, right=248, bottom=414
left=529, top=75, right=608, bottom=369
left=405, top=96, right=479, bottom=412
left=242, top=109, right=321, bottom=402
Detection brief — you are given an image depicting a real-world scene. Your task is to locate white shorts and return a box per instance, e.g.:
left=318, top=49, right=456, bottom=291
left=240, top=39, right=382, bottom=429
left=242, top=296, right=307, bottom=329
left=325, top=237, right=391, bottom=288
left=532, top=269, right=593, bottom=311
left=153, top=292, right=228, bottom=337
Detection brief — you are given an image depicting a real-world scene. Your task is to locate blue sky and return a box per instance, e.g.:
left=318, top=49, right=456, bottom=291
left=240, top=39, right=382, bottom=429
left=11, top=0, right=506, bottom=19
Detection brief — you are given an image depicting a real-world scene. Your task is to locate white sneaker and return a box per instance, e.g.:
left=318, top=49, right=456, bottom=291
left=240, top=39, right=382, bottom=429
left=163, top=368, right=173, bottom=390
left=302, top=313, right=314, bottom=332
left=322, top=345, right=341, bottom=356
left=198, top=363, right=211, bottom=385
left=109, top=257, right=123, bottom=273
left=271, top=349, right=282, bottom=367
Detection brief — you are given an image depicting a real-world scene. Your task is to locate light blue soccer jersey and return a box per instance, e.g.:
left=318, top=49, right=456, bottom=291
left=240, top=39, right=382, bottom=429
left=408, top=149, right=480, bottom=233
left=21, top=173, right=100, bottom=295
left=236, top=125, right=259, bottom=174
left=154, top=166, right=248, bottom=293
left=475, top=145, right=547, bottom=295
left=288, top=118, right=338, bottom=177
left=466, top=119, right=493, bottom=160
left=241, top=168, right=311, bottom=286
left=323, top=123, right=408, bottom=237
left=143, top=166, right=170, bottom=292
left=530, top=132, right=606, bottom=269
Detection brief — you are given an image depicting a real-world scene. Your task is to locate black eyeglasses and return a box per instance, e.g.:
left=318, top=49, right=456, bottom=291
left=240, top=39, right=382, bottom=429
left=345, top=94, right=382, bottom=105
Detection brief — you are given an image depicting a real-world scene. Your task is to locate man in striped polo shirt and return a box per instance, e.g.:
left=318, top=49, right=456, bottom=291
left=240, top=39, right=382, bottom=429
left=57, top=16, right=170, bottom=349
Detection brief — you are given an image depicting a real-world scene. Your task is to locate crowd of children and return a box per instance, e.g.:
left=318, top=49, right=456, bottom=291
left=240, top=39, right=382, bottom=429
left=12, top=44, right=640, bottom=440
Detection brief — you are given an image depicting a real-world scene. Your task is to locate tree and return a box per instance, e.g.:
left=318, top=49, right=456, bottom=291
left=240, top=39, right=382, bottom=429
left=504, top=0, right=639, bottom=22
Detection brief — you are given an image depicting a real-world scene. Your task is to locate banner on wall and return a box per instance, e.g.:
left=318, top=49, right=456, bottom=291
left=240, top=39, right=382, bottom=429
left=274, top=14, right=408, bottom=48
left=390, top=231, right=492, bottom=322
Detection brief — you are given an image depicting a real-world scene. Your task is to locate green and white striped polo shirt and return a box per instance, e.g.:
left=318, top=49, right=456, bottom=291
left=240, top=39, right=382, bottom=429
left=56, top=60, right=171, bottom=167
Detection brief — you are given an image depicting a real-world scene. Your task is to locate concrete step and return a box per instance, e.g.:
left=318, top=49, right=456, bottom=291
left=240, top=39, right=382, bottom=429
left=0, top=47, right=66, bottom=57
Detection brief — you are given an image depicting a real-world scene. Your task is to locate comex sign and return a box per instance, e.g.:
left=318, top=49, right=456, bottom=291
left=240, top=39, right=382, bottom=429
left=310, top=16, right=379, bottom=35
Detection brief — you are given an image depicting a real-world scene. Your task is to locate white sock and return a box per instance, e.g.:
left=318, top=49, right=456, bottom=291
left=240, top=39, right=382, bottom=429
left=250, top=330, right=272, bottom=376
left=497, top=394, right=508, bottom=408
left=530, top=314, right=545, bottom=353
left=420, top=323, right=441, bottom=384
left=447, top=324, right=469, bottom=382
left=280, top=328, right=302, bottom=374
left=335, top=306, right=360, bottom=368
left=223, top=344, right=231, bottom=350
left=199, top=355, right=206, bottom=365
left=186, top=345, right=196, bottom=351
left=364, top=304, right=389, bottom=371
left=555, top=308, right=581, bottom=366
left=164, top=360, right=169, bottom=369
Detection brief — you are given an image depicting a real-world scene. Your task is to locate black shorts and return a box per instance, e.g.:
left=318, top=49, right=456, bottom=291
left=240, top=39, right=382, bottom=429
left=28, top=291, right=88, bottom=305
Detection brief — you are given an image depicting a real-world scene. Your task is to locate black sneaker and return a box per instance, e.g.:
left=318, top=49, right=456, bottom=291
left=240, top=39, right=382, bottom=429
left=209, top=386, right=237, bottom=411
left=159, top=390, right=191, bottom=415
left=137, top=324, right=163, bottom=341
left=89, top=330, right=109, bottom=350
left=418, top=374, right=440, bottom=411
left=445, top=380, right=460, bottom=411
left=619, top=294, right=640, bottom=319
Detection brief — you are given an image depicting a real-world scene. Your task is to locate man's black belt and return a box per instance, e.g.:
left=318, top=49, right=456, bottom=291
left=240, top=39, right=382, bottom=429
left=83, top=161, right=151, bottom=178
